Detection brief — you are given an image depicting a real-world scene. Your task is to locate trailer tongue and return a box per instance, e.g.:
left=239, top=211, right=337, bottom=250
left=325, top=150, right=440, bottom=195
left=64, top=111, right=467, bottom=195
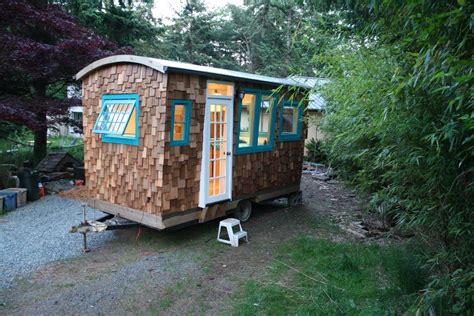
left=69, top=203, right=138, bottom=252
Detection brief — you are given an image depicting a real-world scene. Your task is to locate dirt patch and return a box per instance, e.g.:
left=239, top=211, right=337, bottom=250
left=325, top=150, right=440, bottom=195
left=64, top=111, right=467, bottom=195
left=0, top=174, right=392, bottom=315
left=58, top=186, right=90, bottom=201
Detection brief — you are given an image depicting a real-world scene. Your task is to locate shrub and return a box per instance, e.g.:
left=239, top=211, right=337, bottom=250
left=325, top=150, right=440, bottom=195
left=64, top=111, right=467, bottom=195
left=316, top=2, right=473, bottom=313
left=304, top=138, right=327, bottom=163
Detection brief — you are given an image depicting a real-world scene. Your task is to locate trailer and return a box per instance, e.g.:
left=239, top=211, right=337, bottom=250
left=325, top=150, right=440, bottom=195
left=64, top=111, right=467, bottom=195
left=73, top=55, right=308, bottom=233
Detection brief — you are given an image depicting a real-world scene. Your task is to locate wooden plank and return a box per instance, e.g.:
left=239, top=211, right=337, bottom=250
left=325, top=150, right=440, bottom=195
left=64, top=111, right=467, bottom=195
left=162, top=209, right=201, bottom=227
left=199, top=200, right=239, bottom=223
left=88, top=198, right=165, bottom=229
left=198, top=205, right=210, bottom=223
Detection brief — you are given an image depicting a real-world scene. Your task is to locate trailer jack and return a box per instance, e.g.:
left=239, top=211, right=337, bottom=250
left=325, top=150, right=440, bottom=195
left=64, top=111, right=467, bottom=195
left=69, top=203, right=138, bottom=252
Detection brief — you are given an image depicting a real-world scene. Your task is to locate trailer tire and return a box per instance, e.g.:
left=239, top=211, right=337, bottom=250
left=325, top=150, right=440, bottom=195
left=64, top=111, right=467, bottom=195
left=233, top=200, right=252, bottom=222
left=287, top=191, right=303, bottom=206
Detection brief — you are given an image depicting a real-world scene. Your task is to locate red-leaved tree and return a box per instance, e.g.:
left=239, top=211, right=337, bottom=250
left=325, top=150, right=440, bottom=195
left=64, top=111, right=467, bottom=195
left=0, top=0, right=130, bottom=163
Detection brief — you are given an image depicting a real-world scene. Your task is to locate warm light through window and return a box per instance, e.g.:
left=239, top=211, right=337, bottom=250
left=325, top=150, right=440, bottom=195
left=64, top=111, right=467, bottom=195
left=123, top=107, right=136, bottom=137
left=173, top=105, right=185, bottom=141
left=207, top=82, right=233, bottom=96
left=170, top=100, right=191, bottom=146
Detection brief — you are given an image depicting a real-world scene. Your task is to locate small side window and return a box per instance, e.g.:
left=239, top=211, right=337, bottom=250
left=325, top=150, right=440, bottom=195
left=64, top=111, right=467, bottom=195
left=279, top=100, right=302, bottom=141
left=170, top=100, right=192, bottom=146
left=93, top=94, right=140, bottom=146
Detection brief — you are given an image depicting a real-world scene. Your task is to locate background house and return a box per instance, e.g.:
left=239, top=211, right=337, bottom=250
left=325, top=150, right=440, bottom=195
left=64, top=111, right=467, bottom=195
left=288, top=76, right=328, bottom=154
left=48, top=85, right=83, bottom=138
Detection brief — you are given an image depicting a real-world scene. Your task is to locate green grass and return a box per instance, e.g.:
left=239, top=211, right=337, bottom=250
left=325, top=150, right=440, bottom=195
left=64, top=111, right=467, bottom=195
left=233, top=237, right=426, bottom=315
left=48, top=135, right=83, bottom=149
left=0, top=135, right=84, bottom=168
left=48, top=136, right=84, bottom=162
left=0, top=130, right=34, bottom=167
left=155, top=280, right=187, bottom=311
left=0, top=147, right=33, bottom=167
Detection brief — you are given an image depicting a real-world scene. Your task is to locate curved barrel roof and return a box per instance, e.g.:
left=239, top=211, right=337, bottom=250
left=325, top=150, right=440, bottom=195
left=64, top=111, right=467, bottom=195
left=74, top=55, right=312, bottom=89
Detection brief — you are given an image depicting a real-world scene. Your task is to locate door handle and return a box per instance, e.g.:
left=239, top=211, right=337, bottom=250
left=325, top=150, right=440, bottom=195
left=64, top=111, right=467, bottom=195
left=226, top=152, right=232, bottom=156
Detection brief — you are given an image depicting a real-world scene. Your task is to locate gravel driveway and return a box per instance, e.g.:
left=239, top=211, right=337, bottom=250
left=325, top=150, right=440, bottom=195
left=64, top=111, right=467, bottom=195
left=0, top=175, right=368, bottom=314
left=0, top=196, right=115, bottom=289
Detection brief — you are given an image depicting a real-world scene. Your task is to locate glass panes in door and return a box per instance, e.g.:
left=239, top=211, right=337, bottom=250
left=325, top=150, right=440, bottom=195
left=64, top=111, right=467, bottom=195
left=209, top=103, right=227, bottom=197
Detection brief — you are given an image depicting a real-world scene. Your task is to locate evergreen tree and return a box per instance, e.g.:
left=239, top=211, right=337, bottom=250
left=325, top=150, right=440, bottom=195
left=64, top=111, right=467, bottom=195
left=59, top=0, right=160, bottom=51
left=158, top=0, right=241, bottom=70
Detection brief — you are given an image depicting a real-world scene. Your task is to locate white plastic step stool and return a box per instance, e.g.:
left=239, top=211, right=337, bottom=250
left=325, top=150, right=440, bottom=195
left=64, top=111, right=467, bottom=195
left=217, top=218, right=248, bottom=247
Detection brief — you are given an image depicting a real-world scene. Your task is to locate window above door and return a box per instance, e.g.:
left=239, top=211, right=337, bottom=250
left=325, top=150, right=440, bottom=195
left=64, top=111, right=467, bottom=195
left=207, top=81, right=234, bottom=98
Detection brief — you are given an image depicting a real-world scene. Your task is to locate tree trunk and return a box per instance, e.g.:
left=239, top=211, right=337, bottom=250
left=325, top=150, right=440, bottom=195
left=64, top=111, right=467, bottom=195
left=33, top=82, right=48, bottom=165
left=33, top=115, right=48, bottom=166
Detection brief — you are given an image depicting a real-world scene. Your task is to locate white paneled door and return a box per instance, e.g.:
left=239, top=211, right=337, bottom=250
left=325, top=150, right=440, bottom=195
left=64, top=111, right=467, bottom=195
left=205, top=98, right=233, bottom=204
left=200, top=81, right=234, bottom=207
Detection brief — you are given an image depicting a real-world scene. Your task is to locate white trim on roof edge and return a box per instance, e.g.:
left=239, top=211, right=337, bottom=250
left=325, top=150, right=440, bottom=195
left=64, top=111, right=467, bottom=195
left=74, top=55, right=311, bottom=88
left=74, top=55, right=166, bottom=80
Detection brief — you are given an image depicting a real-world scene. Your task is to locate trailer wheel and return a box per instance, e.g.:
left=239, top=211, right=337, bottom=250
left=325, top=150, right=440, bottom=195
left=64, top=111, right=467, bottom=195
left=287, top=191, right=303, bottom=206
left=233, top=200, right=252, bottom=222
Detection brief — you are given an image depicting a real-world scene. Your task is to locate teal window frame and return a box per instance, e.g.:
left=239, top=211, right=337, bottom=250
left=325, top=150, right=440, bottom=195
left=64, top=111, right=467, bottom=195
left=279, top=100, right=303, bottom=142
left=94, top=93, right=140, bottom=146
left=236, top=88, right=277, bottom=155
left=170, top=99, right=192, bottom=146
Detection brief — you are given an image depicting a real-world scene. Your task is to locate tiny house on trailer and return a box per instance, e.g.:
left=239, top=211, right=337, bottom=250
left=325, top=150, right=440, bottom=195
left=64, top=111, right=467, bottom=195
left=74, top=55, right=310, bottom=230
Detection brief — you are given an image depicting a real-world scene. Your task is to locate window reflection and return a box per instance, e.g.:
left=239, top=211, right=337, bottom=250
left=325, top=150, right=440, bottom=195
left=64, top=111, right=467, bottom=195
left=257, top=96, right=273, bottom=146
left=282, top=105, right=297, bottom=134
left=238, top=93, right=256, bottom=148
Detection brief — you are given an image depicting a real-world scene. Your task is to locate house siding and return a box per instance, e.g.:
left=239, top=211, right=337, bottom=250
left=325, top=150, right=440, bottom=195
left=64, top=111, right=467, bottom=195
left=82, top=63, right=168, bottom=215
left=82, top=66, right=305, bottom=218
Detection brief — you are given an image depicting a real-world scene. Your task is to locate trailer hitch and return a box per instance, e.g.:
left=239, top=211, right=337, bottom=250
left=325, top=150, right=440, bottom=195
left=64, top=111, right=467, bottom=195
left=69, top=203, right=138, bottom=252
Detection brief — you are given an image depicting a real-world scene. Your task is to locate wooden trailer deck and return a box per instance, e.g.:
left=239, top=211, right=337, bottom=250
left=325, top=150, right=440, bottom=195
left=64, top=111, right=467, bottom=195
left=88, top=184, right=300, bottom=230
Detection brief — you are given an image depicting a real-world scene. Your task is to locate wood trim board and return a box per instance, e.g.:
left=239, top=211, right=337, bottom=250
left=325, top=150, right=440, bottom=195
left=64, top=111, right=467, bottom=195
left=88, top=184, right=300, bottom=230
